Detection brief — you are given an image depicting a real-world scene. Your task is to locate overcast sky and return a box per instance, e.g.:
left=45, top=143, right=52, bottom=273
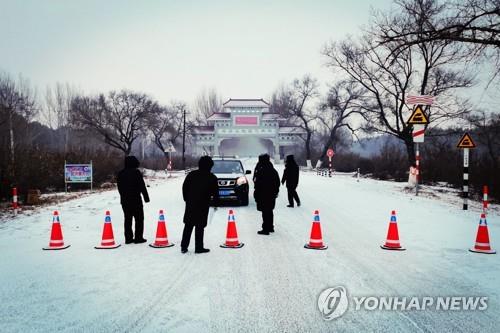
left=0, top=0, right=400, bottom=104
left=1, top=0, right=497, bottom=110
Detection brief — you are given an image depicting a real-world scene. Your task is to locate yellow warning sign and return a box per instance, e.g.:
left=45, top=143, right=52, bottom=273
left=407, top=105, right=429, bottom=124
left=457, top=133, right=476, bottom=149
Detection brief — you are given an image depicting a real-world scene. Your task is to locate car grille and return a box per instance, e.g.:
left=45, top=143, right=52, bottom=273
left=218, top=179, right=236, bottom=186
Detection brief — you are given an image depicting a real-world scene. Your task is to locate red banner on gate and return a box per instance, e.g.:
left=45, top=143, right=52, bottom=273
left=234, top=116, right=258, bottom=125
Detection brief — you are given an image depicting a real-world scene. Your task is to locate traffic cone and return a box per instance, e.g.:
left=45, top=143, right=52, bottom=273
left=304, top=210, right=328, bottom=250
left=220, top=209, right=244, bottom=248
left=149, top=210, right=175, bottom=248
left=43, top=211, right=70, bottom=250
left=469, top=213, right=496, bottom=254
left=95, top=211, right=121, bottom=249
left=381, top=210, right=405, bottom=251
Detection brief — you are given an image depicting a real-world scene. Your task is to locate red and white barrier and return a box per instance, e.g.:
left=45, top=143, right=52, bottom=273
left=412, top=124, right=425, bottom=143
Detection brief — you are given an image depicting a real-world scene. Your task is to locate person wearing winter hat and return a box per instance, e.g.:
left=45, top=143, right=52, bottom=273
left=117, top=155, right=150, bottom=244
left=281, top=154, right=301, bottom=207
left=181, top=156, right=219, bottom=253
left=253, top=154, right=280, bottom=235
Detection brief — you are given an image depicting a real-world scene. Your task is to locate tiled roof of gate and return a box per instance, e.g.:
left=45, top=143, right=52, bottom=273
left=207, top=113, right=231, bottom=121
left=191, top=126, right=215, bottom=134
left=223, top=98, right=270, bottom=108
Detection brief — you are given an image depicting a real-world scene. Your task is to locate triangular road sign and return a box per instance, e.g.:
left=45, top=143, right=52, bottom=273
left=457, top=133, right=476, bottom=149
left=407, top=105, right=429, bottom=124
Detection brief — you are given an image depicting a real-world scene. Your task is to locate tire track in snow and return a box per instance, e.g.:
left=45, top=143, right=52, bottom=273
left=120, top=254, right=199, bottom=332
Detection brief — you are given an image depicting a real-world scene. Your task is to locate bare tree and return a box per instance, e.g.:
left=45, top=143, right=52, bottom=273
left=149, top=101, right=185, bottom=162
left=378, top=0, right=500, bottom=78
left=72, top=90, right=159, bottom=156
left=0, top=73, right=38, bottom=180
left=469, top=111, right=500, bottom=169
left=44, top=82, right=77, bottom=153
left=193, top=88, right=223, bottom=124
left=316, top=80, right=364, bottom=167
left=322, top=1, right=473, bottom=166
left=273, top=75, right=319, bottom=166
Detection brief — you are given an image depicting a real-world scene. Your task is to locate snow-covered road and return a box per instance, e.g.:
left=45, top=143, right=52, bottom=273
left=1, top=159, right=499, bottom=332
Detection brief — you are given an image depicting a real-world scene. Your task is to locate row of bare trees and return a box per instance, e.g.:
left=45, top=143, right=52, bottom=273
left=0, top=71, right=223, bottom=200
left=1, top=0, right=498, bottom=201
left=271, top=0, right=497, bottom=169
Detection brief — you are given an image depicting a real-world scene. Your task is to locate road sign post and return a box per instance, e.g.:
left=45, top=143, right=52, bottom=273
left=457, top=133, right=476, bottom=210
left=327, top=149, right=334, bottom=178
left=406, top=105, right=429, bottom=196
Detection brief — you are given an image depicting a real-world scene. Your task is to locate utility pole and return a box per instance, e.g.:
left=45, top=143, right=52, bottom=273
left=182, top=107, right=186, bottom=170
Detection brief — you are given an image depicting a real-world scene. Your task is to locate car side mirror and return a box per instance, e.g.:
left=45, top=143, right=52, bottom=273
left=245, top=170, right=251, bottom=174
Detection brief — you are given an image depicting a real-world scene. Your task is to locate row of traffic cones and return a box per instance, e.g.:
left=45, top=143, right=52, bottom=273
left=43, top=209, right=495, bottom=254
left=378, top=210, right=495, bottom=254
left=43, top=210, right=175, bottom=250
left=305, top=210, right=496, bottom=254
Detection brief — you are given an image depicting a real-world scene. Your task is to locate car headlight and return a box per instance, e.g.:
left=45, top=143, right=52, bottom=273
left=236, top=176, right=247, bottom=186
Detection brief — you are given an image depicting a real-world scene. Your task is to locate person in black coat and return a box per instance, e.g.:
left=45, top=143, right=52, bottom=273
left=181, top=156, right=219, bottom=254
left=281, top=154, right=301, bottom=208
left=252, top=154, right=265, bottom=183
left=254, top=154, right=280, bottom=235
left=117, top=156, right=150, bottom=244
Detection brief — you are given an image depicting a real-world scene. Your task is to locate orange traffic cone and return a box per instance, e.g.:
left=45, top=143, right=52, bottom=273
left=149, top=210, right=175, bottom=248
left=43, top=210, right=70, bottom=250
left=95, top=211, right=121, bottom=249
left=304, top=210, right=328, bottom=250
left=381, top=210, right=405, bottom=251
left=220, top=209, right=244, bottom=248
left=469, top=213, right=496, bottom=254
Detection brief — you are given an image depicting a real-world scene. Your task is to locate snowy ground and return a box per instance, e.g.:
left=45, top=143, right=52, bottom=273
left=0, top=158, right=498, bottom=332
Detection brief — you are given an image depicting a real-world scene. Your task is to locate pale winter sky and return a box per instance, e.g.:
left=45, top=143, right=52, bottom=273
left=1, top=0, right=497, bottom=110
left=1, top=0, right=397, bottom=104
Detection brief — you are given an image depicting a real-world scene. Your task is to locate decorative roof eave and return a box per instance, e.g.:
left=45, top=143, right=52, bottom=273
left=206, top=113, right=231, bottom=121
left=191, top=125, right=215, bottom=134
left=222, top=98, right=270, bottom=108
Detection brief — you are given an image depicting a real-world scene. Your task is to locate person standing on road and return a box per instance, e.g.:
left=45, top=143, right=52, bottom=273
left=117, top=156, right=150, bottom=244
left=254, top=154, right=280, bottom=235
left=252, top=154, right=265, bottom=183
left=181, top=156, right=219, bottom=254
left=281, top=154, right=301, bottom=208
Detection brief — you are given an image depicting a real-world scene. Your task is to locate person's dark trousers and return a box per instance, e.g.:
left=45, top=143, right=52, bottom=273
left=287, top=188, right=301, bottom=206
left=261, top=209, right=274, bottom=232
left=181, top=224, right=205, bottom=250
left=122, top=204, right=144, bottom=241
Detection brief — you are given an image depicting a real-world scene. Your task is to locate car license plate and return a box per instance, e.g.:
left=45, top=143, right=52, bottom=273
left=219, top=190, right=232, bottom=196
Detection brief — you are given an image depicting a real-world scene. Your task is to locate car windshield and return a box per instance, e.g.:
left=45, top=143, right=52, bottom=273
left=212, top=160, right=243, bottom=174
